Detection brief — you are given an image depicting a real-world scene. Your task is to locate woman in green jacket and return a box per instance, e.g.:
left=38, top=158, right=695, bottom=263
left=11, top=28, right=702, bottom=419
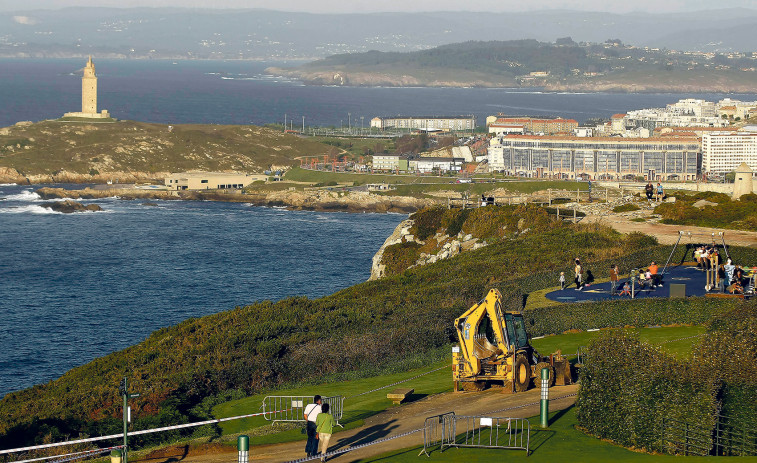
left=316, top=403, right=336, bottom=462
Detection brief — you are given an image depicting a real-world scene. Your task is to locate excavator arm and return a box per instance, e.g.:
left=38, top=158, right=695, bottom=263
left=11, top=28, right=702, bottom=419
left=454, top=289, right=511, bottom=376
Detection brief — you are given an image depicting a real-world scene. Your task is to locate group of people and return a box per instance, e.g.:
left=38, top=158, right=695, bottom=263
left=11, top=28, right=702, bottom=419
left=560, top=260, right=663, bottom=296
left=693, top=245, right=753, bottom=293
left=559, top=258, right=595, bottom=291
left=644, top=182, right=665, bottom=202
left=636, top=262, right=663, bottom=289
left=304, top=395, right=336, bottom=461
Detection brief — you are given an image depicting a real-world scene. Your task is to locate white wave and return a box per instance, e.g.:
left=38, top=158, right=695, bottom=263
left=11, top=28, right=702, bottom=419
left=0, top=183, right=17, bottom=186
left=0, top=205, right=61, bottom=214
left=2, top=190, right=41, bottom=201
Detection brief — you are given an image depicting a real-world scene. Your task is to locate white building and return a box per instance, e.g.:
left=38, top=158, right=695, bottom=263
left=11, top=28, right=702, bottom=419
left=410, top=157, right=465, bottom=173
left=702, top=131, right=757, bottom=175
left=625, top=99, right=728, bottom=131
left=371, top=115, right=476, bottom=132
left=372, top=154, right=407, bottom=171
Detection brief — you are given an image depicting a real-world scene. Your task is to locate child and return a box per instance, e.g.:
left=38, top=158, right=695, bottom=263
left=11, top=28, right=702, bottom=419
left=585, top=269, right=595, bottom=287
left=559, top=272, right=566, bottom=290
left=316, top=403, right=335, bottom=462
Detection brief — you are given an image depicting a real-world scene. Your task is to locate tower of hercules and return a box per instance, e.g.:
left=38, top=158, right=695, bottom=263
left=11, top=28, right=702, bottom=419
left=63, top=56, right=111, bottom=119
left=82, top=56, right=97, bottom=114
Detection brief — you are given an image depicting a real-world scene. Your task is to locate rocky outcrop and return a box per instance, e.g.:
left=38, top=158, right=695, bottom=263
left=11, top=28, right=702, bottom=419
left=36, top=187, right=437, bottom=214
left=0, top=167, right=26, bottom=184
left=369, top=219, right=488, bottom=280
left=40, top=200, right=103, bottom=213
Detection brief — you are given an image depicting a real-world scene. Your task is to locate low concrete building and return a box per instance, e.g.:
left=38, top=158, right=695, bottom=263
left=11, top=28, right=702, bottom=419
left=165, top=172, right=253, bottom=190
left=372, top=154, right=408, bottom=172
left=410, top=157, right=465, bottom=173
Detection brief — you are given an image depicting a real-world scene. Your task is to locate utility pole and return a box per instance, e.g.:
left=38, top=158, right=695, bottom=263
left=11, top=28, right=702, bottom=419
left=284, top=114, right=287, bottom=132
left=302, top=116, right=305, bottom=134
left=119, top=377, right=140, bottom=463
left=361, top=116, right=364, bottom=136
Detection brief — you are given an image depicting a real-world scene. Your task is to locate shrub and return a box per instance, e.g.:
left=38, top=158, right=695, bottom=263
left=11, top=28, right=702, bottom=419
left=409, top=207, right=445, bottom=240
left=612, top=203, right=640, bottom=213
left=381, top=241, right=422, bottom=275
left=576, top=333, right=717, bottom=453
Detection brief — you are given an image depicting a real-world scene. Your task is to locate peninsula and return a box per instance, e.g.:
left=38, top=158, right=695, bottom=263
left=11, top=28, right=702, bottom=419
left=267, top=39, right=757, bottom=92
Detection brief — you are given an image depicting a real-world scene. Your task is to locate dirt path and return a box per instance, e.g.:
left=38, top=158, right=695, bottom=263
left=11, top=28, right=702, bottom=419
left=138, top=384, right=579, bottom=463
left=583, top=214, right=757, bottom=247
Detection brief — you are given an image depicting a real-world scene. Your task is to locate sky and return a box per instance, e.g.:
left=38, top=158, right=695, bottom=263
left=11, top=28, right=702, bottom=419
left=1, top=0, right=756, bottom=13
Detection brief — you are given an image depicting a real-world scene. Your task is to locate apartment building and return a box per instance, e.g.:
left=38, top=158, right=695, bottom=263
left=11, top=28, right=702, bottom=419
left=701, top=131, right=757, bottom=175
left=487, top=135, right=700, bottom=180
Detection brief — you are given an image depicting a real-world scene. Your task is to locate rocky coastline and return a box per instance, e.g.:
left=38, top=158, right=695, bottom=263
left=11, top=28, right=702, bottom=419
left=35, top=186, right=435, bottom=214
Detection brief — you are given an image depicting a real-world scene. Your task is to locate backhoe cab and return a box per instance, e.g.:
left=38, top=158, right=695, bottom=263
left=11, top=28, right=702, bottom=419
left=452, top=288, right=571, bottom=392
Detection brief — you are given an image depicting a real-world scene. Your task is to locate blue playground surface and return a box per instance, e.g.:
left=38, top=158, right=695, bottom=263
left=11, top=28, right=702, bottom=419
left=546, top=264, right=712, bottom=303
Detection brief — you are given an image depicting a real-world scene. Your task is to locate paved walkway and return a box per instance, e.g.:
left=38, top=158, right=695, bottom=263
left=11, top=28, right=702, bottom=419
left=583, top=215, right=757, bottom=247
left=138, top=384, right=579, bottom=463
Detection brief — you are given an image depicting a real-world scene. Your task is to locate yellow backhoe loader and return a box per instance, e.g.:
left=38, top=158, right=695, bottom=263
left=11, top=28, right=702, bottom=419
left=452, top=288, right=571, bottom=392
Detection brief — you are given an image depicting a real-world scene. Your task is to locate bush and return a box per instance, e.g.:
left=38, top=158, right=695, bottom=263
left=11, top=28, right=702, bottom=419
left=576, top=333, right=717, bottom=453
left=409, top=207, right=446, bottom=240
left=612, top=203, right=640, bottom=213
left=526, top=297, right=735, bottom=337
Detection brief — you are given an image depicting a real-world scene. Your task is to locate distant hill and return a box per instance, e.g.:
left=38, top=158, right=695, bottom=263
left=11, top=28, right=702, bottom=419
left=0, top=120, right=330, bottom=183
left=1, top=8, right=757, bottom=60
left=269, top=39, right=757, bottom=92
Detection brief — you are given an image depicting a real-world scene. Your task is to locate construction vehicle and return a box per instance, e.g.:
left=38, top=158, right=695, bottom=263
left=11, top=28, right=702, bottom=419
left=452, top=289, right=571, bottom=392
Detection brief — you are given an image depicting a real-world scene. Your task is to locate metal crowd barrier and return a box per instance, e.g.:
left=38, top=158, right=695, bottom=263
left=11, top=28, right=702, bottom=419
left=419, top=412, right=456, bottom=457
left=420, top=412, right=530, bottom=456
left=262, top=395, right=344, bottom=427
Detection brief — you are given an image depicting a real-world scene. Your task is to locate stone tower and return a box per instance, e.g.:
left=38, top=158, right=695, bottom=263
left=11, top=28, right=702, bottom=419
left=81, top=56, right=97, bottom=114
left=732, top=162, right=754, bottom=199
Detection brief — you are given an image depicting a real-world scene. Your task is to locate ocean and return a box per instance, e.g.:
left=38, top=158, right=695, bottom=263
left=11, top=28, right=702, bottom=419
left=2, top=58, right=757, bottom=128
left=0, top=184, right=403, bottom=398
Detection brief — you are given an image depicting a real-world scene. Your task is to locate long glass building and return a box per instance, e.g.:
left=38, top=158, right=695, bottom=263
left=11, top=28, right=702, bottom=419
left=488, top=135, right=700, bottom=181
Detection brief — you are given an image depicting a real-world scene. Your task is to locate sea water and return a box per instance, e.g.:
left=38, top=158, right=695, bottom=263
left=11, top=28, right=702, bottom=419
left=2, top=59, right=757, bottom=128
left=0, top=184, right=404, bottom=397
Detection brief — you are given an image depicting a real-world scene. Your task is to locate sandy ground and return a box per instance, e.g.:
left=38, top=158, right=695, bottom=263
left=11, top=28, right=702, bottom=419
left=137, top=384, right=579, bottom=463
left=583, top=214, right=757, bottom=247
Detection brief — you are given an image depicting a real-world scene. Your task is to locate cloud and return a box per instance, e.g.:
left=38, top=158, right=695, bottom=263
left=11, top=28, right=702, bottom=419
left=13, top=15, right=37, bottom=25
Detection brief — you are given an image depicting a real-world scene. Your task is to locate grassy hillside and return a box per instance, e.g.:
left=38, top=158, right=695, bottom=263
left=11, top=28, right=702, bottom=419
left=2, top=206, right=752, bottom=450
left=0, top=120, right=330, bottom=177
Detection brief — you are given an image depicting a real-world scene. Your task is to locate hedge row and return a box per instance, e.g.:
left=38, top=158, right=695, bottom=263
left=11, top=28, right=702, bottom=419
left=526, top=297, right=737, bottom=337
left=577, top=300, right=757, bottom=455
left=576, top=332, right=717, bottom=453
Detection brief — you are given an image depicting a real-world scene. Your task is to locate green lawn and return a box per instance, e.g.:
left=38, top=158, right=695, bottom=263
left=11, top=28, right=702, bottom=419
left=212, top=359, right=453, bottom=445
left=212, top=326, right=703, bottom=447
left=360, top=406, right=757, bottom=462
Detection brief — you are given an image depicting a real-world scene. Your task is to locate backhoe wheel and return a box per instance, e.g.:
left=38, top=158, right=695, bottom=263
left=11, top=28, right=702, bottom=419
left=514, top=354, right=531, bottom=392
left=534, top=362, right=556, bottom=388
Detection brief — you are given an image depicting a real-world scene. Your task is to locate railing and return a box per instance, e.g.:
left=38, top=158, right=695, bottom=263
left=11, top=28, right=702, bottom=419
left=420, top=412, right=530, bottom=456
left=444, top=415, right=531, bottom=455
left=261, top=395, right=345, bottom=427
left=662, top=414, right=757, bottom=456
left=419, top=412, right=456, bottom=457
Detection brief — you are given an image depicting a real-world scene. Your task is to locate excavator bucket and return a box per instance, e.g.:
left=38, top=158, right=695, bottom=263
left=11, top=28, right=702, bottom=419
left=553, top=357, right=572, bottom=386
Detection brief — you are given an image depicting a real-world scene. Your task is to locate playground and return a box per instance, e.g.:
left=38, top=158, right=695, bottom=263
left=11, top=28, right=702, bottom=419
left=547, top=232, right=756, bottom=303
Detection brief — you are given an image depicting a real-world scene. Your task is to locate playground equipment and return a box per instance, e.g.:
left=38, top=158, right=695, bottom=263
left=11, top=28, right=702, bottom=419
left=452, top=289, right=571, bottom=392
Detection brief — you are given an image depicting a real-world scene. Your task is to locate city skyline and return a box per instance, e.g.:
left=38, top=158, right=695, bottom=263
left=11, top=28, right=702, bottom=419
left=2, top=0, right=757, bottom=14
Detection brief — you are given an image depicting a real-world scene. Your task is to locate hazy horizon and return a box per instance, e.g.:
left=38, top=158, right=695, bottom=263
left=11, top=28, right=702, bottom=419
left=2, top=0, right=757, bottom=14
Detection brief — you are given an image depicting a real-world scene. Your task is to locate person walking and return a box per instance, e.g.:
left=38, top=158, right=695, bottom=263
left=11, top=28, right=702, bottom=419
left=304, top=395, right=322, bottom=457
left=574, top=258, right=583, bottom=290
left=316, top=403, right=336, bottom=462
left=610, top=264, right=620, bottom=295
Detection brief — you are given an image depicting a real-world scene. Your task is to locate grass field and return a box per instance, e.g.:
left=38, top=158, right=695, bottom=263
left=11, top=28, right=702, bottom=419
left=211, top=325, right=704, bottom=448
